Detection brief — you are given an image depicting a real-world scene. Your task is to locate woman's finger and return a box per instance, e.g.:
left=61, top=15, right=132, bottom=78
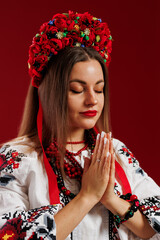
left=109, top=153, right=115, bottom=185
left=101, top=137, right=109, bottom=161
left=91, top=133, right=100, bottom=163
left=96, top=131, right=106, bottom=161
left=102, top=152, right=111, bottom=177
left=109, top=139, right=114, bottom=154
left=93, top=131, right=106, bottom=164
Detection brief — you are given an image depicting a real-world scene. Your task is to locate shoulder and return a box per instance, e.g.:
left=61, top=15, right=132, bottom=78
left=112, top=138, right=131, bottom=155
left=0, top=137, right=41, bottom=175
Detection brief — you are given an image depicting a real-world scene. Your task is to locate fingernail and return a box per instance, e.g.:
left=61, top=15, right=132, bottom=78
left=104, top=137, right=108, bottom=144
left=96, top=133, right=100, bottom=140
left=107, top=152, right=110, bottom=157
left=109, top=132, right=112, bottom=139
left=101, top=131, right=105, bottom=138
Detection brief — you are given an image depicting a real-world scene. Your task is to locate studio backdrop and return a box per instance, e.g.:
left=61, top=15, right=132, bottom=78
left=0, top=0, right=159, bottom=184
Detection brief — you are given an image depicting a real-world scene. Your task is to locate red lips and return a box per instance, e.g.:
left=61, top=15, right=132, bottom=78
left=80, top=110, right=97, bottom=117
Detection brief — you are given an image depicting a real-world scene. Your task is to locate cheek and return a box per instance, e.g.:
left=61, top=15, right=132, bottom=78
left=68, top=97, right=79, bottom=113
left=98, top=95, right=104, bottom=110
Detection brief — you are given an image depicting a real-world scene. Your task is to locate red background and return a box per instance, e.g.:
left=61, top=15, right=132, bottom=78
left=0, top=0, right=159, bottom=185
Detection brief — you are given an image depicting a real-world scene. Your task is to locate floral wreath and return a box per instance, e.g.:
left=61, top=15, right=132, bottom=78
left=28, top=10, right=113, bottom=88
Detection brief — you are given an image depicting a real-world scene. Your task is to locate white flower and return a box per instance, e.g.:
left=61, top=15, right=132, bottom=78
left=56, top=31, right=64, bottom=39
left=84, top=28, right=90, bottom=36
left=75, top=42, right=81, bottom=47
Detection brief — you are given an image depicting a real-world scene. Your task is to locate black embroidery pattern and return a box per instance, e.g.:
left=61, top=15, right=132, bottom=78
left=136, top=167, right=144, bottom=176
left=114, top=183, right=121, bottom=197
left=0, top=205, right=58, bottom=239
left=118, top=145, right=138, bottom=167
left=0, top=174, right=16, bottom=186
left=109, top=211, right=120, bottom=240
left=0, top=145, right=25, bottom=173
left=140, top=196, right=160, bottom=233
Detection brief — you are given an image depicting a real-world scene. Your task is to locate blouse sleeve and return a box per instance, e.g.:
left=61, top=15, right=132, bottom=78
left=0, top=143, right=62, bottom=239
left=114, top=139, right=160, bottom=236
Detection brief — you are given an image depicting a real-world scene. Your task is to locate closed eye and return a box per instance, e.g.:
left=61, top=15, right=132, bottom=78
left=95, top=90, right=103, bottom=93
left=70, top=89, right=83, bottom=94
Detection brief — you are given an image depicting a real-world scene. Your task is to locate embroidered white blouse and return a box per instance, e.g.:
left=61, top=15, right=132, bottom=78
left=0, top=137, right=160, bottom=239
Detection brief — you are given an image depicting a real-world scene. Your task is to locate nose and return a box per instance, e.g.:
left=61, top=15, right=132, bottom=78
left=84, top=90, right=98, bottom=106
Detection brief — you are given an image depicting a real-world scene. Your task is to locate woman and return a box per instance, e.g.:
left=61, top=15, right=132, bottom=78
left=0, top=11, right=160, bottom=240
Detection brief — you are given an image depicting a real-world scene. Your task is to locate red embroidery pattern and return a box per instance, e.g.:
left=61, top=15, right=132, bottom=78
left=118, top=145, right=138, bottom=167
left=139, top=196, right=160, bottom=233
left=0, top=145, right=25, bottom=173
left=1, top=205, right=58, bottom=239
left=0, top=216, right=26, bottom=240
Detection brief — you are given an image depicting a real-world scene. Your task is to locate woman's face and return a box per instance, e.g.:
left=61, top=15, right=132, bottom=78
left=68, top=59, right=104, bottom=131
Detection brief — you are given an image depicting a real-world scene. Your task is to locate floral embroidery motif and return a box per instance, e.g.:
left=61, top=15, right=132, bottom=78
left=118, top=145, right=138, bottom=167
left=0, top=145, right=25, bottom=173
left=0, top=215, right=27, bottom=240
left=1, top=205, right=58, bottom=239
left=140, top=196, right=160, bottom=233
left=34, top=213, right=56, bottom=239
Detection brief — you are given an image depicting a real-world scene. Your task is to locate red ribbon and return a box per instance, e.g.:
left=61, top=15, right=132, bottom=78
left=115, top=161, right=131, bottom=194
left=37, top=97, right=60, bottom=204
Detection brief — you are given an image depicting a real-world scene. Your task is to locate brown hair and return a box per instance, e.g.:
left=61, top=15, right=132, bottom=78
left=18, top=47, right=111, bottom=160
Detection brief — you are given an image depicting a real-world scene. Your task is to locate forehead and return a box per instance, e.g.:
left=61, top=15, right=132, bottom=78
left=69, top=59, right=104, bottom=82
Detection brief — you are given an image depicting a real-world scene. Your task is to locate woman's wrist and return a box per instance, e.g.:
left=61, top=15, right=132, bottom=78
left=78, top=189, right=100, bottom=207
left=101, top=194, right=131, bottom=215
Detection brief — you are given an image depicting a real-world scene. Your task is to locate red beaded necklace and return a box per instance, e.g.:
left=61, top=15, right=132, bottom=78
left=66, top=143, right=88, bottom=156
left=66, top=140, right=85, bottom=144
left=46, top=129, right=96, bottom=199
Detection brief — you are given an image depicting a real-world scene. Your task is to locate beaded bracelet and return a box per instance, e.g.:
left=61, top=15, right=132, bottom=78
left=113, top=193, right=140, bottom=228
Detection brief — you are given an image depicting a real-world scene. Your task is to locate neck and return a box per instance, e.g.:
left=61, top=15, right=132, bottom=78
left=67, top=128, right=85, bottom=143
left=66, top=128, right=86, bottom=152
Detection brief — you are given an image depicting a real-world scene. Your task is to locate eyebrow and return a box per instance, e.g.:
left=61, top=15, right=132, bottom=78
left=69, top=79, right=104, bottom=85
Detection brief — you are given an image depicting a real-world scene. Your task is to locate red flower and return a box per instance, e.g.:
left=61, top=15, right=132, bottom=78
left=41, top=44, right=52, bottom=55
left=54, top=18, right=68, bottom=30
left=29, top=44, right=41, bottom=56
left=67, top=32, right=83, bottom=45
left=35, top=55, right=48, bottom=65
left=153, top=206, right=158, bottom=211
left=8, top=159, right=15, bottom=165
left=11, top=152, right=18, bottom=158
left=139, top=205, right=146, bottom=212
left=40, top=22, right=51, bottom=33
left=80, top=12, right=93, bottom=25
left=50, top=38, right=63, bottom=50
left=122, top=148, right=128, bottom=152
left=128, top=158, right=132, bottom=164
left=106, top=40, right=112, bottom=54
left=13, top=163, right=19, bottom=169
left=130, top=153, right=134, bottom=158
left=61, top=37, right=73, bottom=47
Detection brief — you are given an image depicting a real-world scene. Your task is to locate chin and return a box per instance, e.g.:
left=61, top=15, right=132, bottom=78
left=81, top=120, right=97, bottom=130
